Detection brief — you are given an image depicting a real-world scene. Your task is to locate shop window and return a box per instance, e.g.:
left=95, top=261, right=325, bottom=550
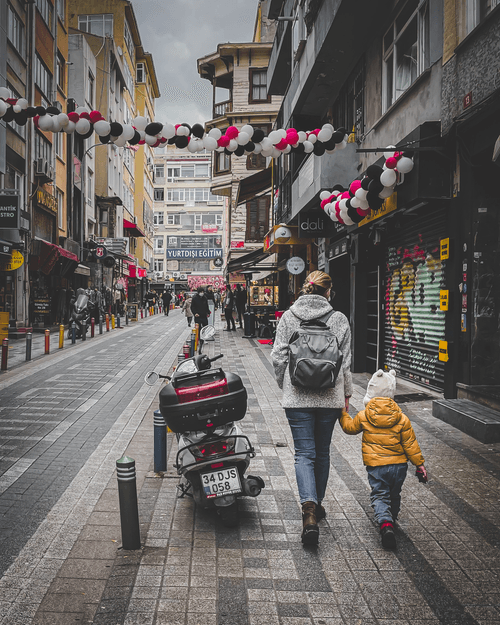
left=246, top=196, right=270, bottom=242
left=249, top=68, right=270, bottom=104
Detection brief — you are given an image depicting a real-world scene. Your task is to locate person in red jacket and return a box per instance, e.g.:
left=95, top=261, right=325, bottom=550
left=340, top=369, right=427, bottom=550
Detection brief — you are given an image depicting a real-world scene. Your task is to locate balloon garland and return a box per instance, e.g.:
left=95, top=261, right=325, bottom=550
left=318, top=146, right=415, bottom=226
left=0, top=88, right=349, bottom=157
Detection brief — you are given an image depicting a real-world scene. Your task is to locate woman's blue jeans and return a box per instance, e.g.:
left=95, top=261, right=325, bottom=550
left=366, top=463, right=408, bottom=525
left=285, top=408, right=341, bottom=505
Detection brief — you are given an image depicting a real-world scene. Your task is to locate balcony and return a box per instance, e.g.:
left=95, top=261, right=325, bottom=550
left=267, top=16, right=292, bottom=96
left=213, top=100, right=233, bottom=119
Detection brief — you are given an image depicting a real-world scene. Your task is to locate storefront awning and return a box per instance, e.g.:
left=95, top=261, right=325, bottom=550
left=0, top=239, right=13, bottom=257
left=236, top=167, right=273, bottom=206
left=123, top=219, right=145, bottom=237
left=74, top=264, right=91, bottom=276
left=30, top=238, right=79, bottom=276
left=227, top=248, right=279, bottom=274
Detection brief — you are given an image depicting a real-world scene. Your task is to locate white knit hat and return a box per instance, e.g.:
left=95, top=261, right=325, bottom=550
left=363, top=369, right=397, bottom=406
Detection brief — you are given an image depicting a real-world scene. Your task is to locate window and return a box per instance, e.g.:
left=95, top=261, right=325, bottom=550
left=57, top=0, right=64, bottom=22
left=167, top=214, right=181, bottom=225
left=55, top=128, right=63, bottom=158
left=124, top=20, right=134, bottom=60
left=36, top=0, right=53, bottom=29
left=7, top=85, right=25, bottom=138
left=136, top=62, right=145, bottom=83
left=167, top=166, right=180, bottom=181
left=467, top=0, right=499, bottom=32
left=57, top=189, right=64, bottom=229
left=215, top=215, right=223, bottom=226
left=214, top=151, right=230, bottom=174
left=154, top=236, right=164, bottom=252
left=246, top=197, right=270, bottom=242
left=56, top=53, right=65, bottom=91
left=154, top=188, right=164, bottom=202
left=4, top=165, right=24, bottom=211
left=194, top=215, right=202, bottom=230
left=123, top=60, right=134, bottom=94
left=154, top=259, right=164, bottom=272
left=154, top=164, right=164, bottom=179
left=154, top=211, right=164, bottom=225
left=78, top=14, right=113, bottom=37
left=7, top=5, right=24, bottom=56
left=383, top=0, right=429, bottom=111
left=167, top=188, right=185, bottom=202
left=332, top=60, right=365, bottom=141
left=249, top=69, right=270, bottom=103
left=35, top=54, right=52, bottom=98
left=87, top=170, right=94, bottom=208
left=35, top=132, right=52, bottom=162
left=166, top=163, right=209, bottom=180
left=87, top=71, right=94, bottom=108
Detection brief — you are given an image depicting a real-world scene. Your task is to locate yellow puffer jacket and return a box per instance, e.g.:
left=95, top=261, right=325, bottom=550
left=339, top=397, right=424, bottom=467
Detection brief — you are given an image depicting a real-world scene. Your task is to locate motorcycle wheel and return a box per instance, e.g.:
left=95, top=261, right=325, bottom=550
left=218, top=502, right=238, bottom=527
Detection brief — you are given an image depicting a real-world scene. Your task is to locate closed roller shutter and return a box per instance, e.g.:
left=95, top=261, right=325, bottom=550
left=383, top=208, right=447, bottom=390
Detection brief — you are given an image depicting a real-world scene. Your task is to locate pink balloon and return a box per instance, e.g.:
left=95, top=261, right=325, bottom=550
left=341, top=191, right=350, bottom=200
left=218, top=135, right=230, bottom=147
left=357, top=208, right=371, bottom=216
left=385, top=157, right=398, bottom=169
left=350, top=180, right=362, bottom=195
left=320, top=199, right=328, bottom=210
left=226, top=126, right=239, bottom=140
left=275, top=139, right=288, bottom=150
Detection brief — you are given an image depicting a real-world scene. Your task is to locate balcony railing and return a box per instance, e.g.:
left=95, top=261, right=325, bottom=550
left=213, top=100, right=233, bottom=119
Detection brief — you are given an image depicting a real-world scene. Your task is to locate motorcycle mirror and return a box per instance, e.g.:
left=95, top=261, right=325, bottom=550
left=200, top=325, right=215, bottom=341
left=144, top=371, right=159, bottom=386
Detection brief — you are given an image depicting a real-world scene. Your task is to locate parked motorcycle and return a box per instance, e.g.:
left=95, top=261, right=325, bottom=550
left=67, top=289, right=96, bottom=338
left=145, top=327, right=264, bottom=526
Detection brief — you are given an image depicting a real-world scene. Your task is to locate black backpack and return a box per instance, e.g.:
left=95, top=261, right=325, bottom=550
left=288, top=310, right=343, bottom=390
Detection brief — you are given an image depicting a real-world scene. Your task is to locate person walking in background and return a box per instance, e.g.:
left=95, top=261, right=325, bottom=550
left=190, top=286, right=210, bottom=328
left=206, top=285, right=216, bottom=326
left=235, top=284, right=247, bottom=329
left=271, top=271, right=352, bottom=546
left=339, top=369, right=427, bottom=550
left=161, top=289, right=172, bottom=316
left=182, top=293, right=193, bottom=327
left=214, top=289, right=221, bottom=310
left=223, top=285, right=236, bottom=331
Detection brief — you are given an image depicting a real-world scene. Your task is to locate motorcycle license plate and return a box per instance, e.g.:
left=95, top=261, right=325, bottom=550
left=201, top=467, right=241, bottom=499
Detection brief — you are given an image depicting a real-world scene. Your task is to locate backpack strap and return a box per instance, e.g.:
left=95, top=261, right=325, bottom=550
left=318, top=309, right=336, bottom=324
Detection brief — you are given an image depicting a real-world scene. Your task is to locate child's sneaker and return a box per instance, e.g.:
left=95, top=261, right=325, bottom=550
left=380, top=522, right=397, bottom=549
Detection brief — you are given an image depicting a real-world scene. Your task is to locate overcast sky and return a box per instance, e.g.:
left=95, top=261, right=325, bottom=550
left=131, top=0, right=260, bottom=124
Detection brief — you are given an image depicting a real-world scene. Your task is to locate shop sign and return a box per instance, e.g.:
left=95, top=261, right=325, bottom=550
left=36, top=188, right=58, bottom=214
left=286, top=256, right=305, bottom=275
left=231, top=241, right=245, bottom=248
left=439, top=290, right=449, bottom=311
left=34, top=297, right=50, bottom=314
left=0, top=250, right=24, bottom=271
left=328, top=239, right=348, bottom=260
left=358, top=193, right=397, bottom=227
left=213, top=257, right=223, bottom=268
left=166, top=248, right=223, bottom=259
left=440, top=238, right=450, bottom=260
left=202, top=224, right=218, bottom=233
left=92, top=245, right=108, bottom=259
left=298, top=210, right=334, bottom=238
left=438, top=340, right=449, bottom=362
left=263, top=225, right=302, bottom=253
left=168, top=235, right=222, bottom=248
left=0, top=192, right=20, bottom=229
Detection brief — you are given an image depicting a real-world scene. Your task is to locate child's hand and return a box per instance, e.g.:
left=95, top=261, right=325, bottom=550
left=416, top=465, right=428, bottom=483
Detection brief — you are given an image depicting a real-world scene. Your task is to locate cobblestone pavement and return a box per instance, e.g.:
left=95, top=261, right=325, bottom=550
left=0, top=316, right=499, bottom=625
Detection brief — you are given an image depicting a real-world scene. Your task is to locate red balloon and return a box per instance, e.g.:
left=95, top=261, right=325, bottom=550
left=68, top=112, right=79, bottom=123
left=394, top=151, right=403, bottom=160
left=79, top=112, right=91, bottom=120
left=152, top=139, right=161, bottom=148
left=357, top=208, right=371, bottom=216
left=385, top=157, right=398, bottom=169
left=226, top=126, right=239, bottom=140
left=286, top=133, right=299, bottom=145
left=138, top=139, right=146, bottom=145
left=350, top=180, right=362, bottom=195
left=341, top=191, right=350, bottom=199
left=160, top=137, right=167, bottom=143
left=218, top=135, right=230, bottom=147
left=320, top=199, right=328, bottom=210
left=275, top=139, right=288, bottom=150
left=33, top=115, right=40, bottom=128
left=6, top=98, right=17, bottom=105
left=89, top=110, right=103, bottom=123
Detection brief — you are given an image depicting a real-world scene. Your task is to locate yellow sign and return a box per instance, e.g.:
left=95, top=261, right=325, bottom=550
left=439, top=290, right=449, bottom=311
left=36, top=188, right=58, bottom=214
left=358, top=193, right=398, bottom=227
left=263, top=225, right=303, bottom=254
left=440, top=238, right=450, bottom=260
left=0, top=312, right=8, bottom=342
left=438, top=340, right=449, bottom=362
left=0, top=250, right=24, bottom=272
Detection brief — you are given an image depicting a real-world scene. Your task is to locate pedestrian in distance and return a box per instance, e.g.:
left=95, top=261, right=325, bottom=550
left=223, top=286, right=236, bottom=331
left=182, top=294, right=193, bottom=327
left=161, top=290, right=172, bottom=316
left=206, top=285, right=216, bottom=326
left=235, top=284, right=247, bottom=329
left=339, top=369, right=427, bottom=550
left=190, top=286, right=210, bottom=328
left=271, top=270, right=352, bottom=546
left=214, top=289, right=221, bottom=310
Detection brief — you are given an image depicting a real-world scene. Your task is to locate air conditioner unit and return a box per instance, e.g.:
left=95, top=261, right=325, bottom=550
left=164, top=273, right=171, bottom=280
left=35, top=158, right=48, bottom=176
left=156, top=271, right=164, bottom=278
left=172, top=271, right=180, bottom=278
left=180, top=274, right=187, bottom=280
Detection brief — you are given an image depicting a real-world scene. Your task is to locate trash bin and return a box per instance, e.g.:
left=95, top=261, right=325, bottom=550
left=243, top=310, right=256, bottom=339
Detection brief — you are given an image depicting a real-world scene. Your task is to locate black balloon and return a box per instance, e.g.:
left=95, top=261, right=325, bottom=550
left=243, top=141, right=255, bottom=152
left=109, top=122, right=123, bottom=136
left=313, top=142, right=326, bottom=156
left=224, top=148, right=232, bottom=156
left=332, top=130, right=344, bottom=143
left=145, top=122, right=163, bottom=136
left=345, top=198, right=353, bottom=209
left=322, top=138, right=336, bottom=150
left=332, top=184, right=345, bottom=193
left=167, top=136, right=176, bottom=145
left=368, top=179, right=384, bottom=194
left=403, top=150, right=415, bottom=158
left=26, top=107, right=37, bottom=118
left=191, top=123, right=205, bottom=139
left=337, top=127, right=348, bottom=136
left=81, top=124, right=94, bottom=140
left=14, top=111, right=28, bottom=126
left=366, top=164, right=383, bottom=180
left=293, top=143, right=305, bottom=154
left=347, top=206, right=364, bottom=223
left=46, top=106, right=60, bottom=115
left=35, top=106, right=46, bottom=115
left=234, top=145, right=245, bottom=157
left=361, top=177, right=371, bottom=191
left=252, top=129, right=265, bottom=143
left=99, top=133, right=111, bottom=144
left=174, top=135, right=189, bottom=149
left=129, top=131, right=141, bottom=145
left=2, top=108, right=15, bottom=123
left=366, top=191, right=384, bottom=209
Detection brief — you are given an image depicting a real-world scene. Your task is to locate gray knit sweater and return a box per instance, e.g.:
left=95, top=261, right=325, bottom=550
left=271, top=295, right=353, bottom=409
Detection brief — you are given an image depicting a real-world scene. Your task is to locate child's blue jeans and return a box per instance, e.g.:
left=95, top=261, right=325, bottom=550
left=366, top=463, right=408, bottom=525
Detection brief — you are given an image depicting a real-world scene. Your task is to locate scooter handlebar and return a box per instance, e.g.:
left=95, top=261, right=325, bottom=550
left=208, top=354, right=224, bottom=363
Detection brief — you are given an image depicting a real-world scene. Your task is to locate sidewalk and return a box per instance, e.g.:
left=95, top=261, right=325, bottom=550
left=1, top=319, right=500, bottom=625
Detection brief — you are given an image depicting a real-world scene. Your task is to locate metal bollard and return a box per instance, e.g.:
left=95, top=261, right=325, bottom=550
left=81, top=321, right=87, bottom=341
left=140, top=308, right=144, bottom=319
left=116, top=456, right=141, bottom=550
left=71, top=321, right=76, bottom=344
left=125, top=312, right=129, bottom=326
left=59, top=324, right=64, bottom=349
left=116, top=314, right=121, bottom=328
left=99, top=315, right=103, bottom=335
left=45, top=329, right=50, bottom=354
left=26, top=332, right=32, bottom=361
left=190, top=328, right=196, bottom=357
left=154, top=410, right=167, bottom=473
left=106, top=314, right=110, bottom=332
left=111, top=314, right=115, bottom=330
left=91, top=317, right=95, bottom=338
left=1, top=338, right=8, bottom=371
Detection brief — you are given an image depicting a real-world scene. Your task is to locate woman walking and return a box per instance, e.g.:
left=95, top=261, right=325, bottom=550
left=182, top=293, right=193, bottom=327
left=271, top=271, right=352, bottom=545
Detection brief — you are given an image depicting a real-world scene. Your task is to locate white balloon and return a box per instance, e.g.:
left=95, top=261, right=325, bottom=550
left=51, top=118, right=62, bottom=132
left=0, top=101, right=8, bottom=117
left=176, top=125, right=189, bottom=136
left=0, top=87, right=11, bottom=99
left=261, top=137, right=272, bottom=150
left=63, top=120, right=76, bottom=133
left=269, top=130, right=281, bottom=144
left=272, top=147, right=282, bottom=159
left=253, top=143, right=262, bottom=155
left=133, top=116, right=147, bottom=131
left=122, top=124, right=135, bottom=140
left=13, top=105, right=21, bottom=113
left=324, top=202, right=333, bottom=213
left=330, top=211, right=339, bottom=222
left=228, top=139, right=238, bottom=151
left=339, top=199, right=348, bottom=211
left=379, top=186, right=394, bottom=199
left=240, top=124, right=254, bottom=138
left=261, top=147, right=274, bottom=158
left=38, top=115, right=54, bottom=131
left=203, top=136, right=218, bottom=151
left=161, top=123, right=175, bottom=139
left=215, top=146, right=224, bottom=152
left=138, top=130, right=146, bottom=141
left=303, top=141, right=314, bottom=153
left=297, top=131, right=307, bottom=143
left=17, top=98, right=28, bottom=110
left=384, top=145, right=396, bottom=160
left=145, top=134, right=157, bottom=145
left=342, top=211, right=355, bottom=226
left=94, top=120, right=111, bottom=136
left=75, top=118, right=91, bottom=134
left=317, top=128, right=333, bottom=143
left=396, top=157, right=414, bottom=173
left=380, top=168, right=397, bottom=187
left=322, top=123, right=334, bottom=132
left=355, top=188, right=368, bottom=200
left=75, top=106, right=88, bottom=115
left=308, top=133, right=317, bottom=144
left=350, top=197, right=361, bottom=208
left=113, top=135, right=127, bottom=147
left=188, top=139, right=198, bottom=153
left=208, top=127, right=222, bottom=140
left=336, top=140, right=347, bottom=150
left=284, top=145, right=292, bottom=154
left=237, top=131, right=250, bottom=145
left=319, top=190, right=331, bottom=201
left=358, top=199, right=370, bottom=210
left=57, top=113, right=69, bottom=127
left=278, top=129, right=287, bottom=140
left=196, top=140, right=205, bottom=152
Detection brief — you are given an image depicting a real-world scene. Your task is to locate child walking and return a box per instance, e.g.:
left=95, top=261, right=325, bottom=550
left=339, top=369, right=427, bottom=549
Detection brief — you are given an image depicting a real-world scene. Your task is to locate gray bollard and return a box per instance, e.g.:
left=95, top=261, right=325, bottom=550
left=26, top=332, right=32, bottom=361
left=71, top=321, right=76, bottom=344
left=116, top=456, right=141, bottom=550
left=99, top=315, right=103, bottom=335
left=81, top=321, right=87, bottom=341
left=117, top=314, right=121, bottom=328
left=154, top=410, right=167, bottom=473
left=126, top=312, right=129, bottom=326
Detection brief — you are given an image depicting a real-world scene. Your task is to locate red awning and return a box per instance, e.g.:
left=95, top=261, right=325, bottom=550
left=29, top=239, right=79, bottom=275
left=123, top=219, right=145, bottom=237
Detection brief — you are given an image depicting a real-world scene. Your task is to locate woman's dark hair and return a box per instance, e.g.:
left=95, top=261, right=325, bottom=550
left=301, top=271, right=332, bottom=297
left=197, top=286, right=204, bottom=294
